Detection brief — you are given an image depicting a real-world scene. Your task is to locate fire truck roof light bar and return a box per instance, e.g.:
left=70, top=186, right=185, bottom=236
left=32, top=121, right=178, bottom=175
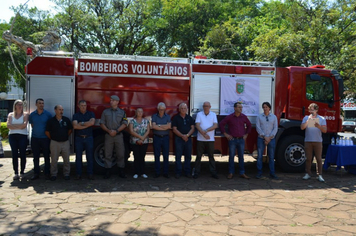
left=79, top=53, right=189, bottom=63
left=192, top=59, right=273, bottom=67
left=40, top=51, right=74, bottom=57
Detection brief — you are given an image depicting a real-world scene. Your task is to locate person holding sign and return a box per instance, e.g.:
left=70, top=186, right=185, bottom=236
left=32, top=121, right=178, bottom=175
left=300, top=103, right=327, bottom=182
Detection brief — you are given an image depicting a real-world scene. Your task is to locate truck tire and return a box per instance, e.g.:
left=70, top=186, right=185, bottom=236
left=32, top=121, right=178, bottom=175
left=276, top=135, right=306, bottom=173
left=93, top=135, right=117, bottom=174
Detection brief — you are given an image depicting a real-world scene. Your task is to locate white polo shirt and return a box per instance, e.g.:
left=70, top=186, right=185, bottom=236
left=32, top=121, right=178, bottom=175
left=195, top=111, right=218, bottom=141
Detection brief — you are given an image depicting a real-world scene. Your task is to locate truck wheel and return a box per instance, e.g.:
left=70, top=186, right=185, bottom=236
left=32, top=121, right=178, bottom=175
left=276, top=135, right=305, bottom=173
left=93, top=135, right=117, bottom=174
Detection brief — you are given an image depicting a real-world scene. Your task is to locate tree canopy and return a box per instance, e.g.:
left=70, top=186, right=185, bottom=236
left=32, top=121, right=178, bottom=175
left=0, top=0, right=355, bottom=98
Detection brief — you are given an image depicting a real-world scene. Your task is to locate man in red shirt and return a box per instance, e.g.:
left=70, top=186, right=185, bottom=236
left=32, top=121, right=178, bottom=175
left=220, top=102, right=252, bottom=179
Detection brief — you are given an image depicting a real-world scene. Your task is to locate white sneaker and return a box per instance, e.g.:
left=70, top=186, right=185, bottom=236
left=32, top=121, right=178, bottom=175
left=317, top=175, right=325, bottom=182
left=133, top=174, right=138, bottom=179
left=141, top=174, right=148, bottom=179
left=302, top=173, right=311, bottom=180
left=13, top=174, right=20, bottom=180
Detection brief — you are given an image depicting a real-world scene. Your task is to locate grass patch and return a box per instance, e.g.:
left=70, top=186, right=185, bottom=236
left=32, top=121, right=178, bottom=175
left=1, top=138, right=9, bottom=145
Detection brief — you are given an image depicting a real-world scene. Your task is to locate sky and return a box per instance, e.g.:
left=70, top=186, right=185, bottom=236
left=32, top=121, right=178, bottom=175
left=0, top=0, right=56, bottom=23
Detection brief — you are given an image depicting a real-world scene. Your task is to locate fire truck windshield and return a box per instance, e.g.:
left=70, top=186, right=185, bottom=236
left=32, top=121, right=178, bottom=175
left=306, top=75, right=334, bottom=103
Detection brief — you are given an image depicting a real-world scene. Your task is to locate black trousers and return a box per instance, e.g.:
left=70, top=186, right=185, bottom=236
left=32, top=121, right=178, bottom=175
left=131, top=144, right=148, bottom=175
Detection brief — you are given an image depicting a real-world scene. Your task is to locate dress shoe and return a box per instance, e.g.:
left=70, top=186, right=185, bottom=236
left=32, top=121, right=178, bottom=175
left=75, top=175, right=82, bottom=180
left=185, top=174, right=192, bottom=178
left=119, top=172, right=127, bottom=178
left=239, top=174, right=250, bottom=179
left=212, top=174, right=219, bottom=179
left=227, top=173, right=233, bottom=179
left=163, top=174, right=169, bottom=178
left=88, top=175, right=94, bottom=180
left=64, top=176, right=70, bottom=180
left=255, top=174, right=263, bottom=179
left=270, top=174, right=279, bottom=180
left=118, top=168, right=127, bottom=178
left=154, top=173, right=160, bottom=178
left=50, top=176, right=57, bottom=181
left=31, top=175, right=39, bottom=180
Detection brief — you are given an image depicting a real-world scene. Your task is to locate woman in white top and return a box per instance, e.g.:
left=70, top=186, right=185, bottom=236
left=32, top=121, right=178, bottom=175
left=7, top=100, right=29, bottom=180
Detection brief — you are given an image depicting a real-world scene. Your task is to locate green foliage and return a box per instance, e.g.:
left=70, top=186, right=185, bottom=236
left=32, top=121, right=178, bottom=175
left=1, top=0, right=356, bottom=98
left=0, top=122, right=9, bottom=139
left=52, top=0, right=157, bottom=55
left=0, top=6, right=55, bottom=92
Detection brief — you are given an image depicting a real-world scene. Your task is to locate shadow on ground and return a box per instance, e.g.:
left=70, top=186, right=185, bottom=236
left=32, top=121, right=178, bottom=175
left=5, top=159, right=356, bottom=194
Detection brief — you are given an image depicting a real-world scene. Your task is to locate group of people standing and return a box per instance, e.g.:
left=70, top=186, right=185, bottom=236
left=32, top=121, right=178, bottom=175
left=6, top=94, right=327, bottom=182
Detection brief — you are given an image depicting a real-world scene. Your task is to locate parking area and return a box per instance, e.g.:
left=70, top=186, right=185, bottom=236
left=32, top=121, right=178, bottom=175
left=0, top=150, right=356, bottom=235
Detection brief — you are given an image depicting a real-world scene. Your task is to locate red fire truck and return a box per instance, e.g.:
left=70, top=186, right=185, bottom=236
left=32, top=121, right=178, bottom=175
left=25, top=52, right=343, bottom=173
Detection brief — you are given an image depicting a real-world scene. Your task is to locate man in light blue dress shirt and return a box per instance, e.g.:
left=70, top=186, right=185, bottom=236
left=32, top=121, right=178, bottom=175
left=256, top=102, right=278, bottom=179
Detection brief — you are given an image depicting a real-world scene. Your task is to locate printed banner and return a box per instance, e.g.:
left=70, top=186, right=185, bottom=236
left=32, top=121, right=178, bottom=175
left=220, top=77, right=260, bottom=116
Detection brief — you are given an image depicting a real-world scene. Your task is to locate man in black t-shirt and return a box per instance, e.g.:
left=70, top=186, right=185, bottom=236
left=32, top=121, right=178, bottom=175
left=45, top=105, right=73, bottom=181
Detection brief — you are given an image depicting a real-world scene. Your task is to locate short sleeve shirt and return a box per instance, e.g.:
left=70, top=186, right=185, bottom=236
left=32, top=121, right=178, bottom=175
left=130, top=118, right=150, bottom=144
left=302, top=115, right=326, bottom=142
left=29, top=109, right=52, bottom=138
left=172, top=114, right=194, bottom=135
left=195, top=111, right=218, bottom=141
left=100, top=108, right=128, bottom=129
left=46, top=116, right=73, bottom=142
left=151, top=113, right=171, bottom=136
left=73, top=111, right=95, bottom=136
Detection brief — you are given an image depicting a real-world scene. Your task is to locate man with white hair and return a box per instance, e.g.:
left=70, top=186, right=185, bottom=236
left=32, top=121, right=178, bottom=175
left=152, top=102, right=171, bottom=178
left=193, top=101, right=219, bottom=179
left=172, top=103, right=195, bottom=179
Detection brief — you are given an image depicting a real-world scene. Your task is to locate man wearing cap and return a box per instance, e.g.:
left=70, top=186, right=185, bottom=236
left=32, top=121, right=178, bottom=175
left=100, top=95, right=128, bottom=179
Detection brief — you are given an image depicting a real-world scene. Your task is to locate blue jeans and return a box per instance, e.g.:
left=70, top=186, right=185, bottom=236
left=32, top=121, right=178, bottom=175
left=228, top=138, right=245, bottom=175
left=9, top=134, right=27, bottom=175
left=175, top=137, right=192, bottom=175
left=257, top=137, right=276, bottom=175
left=75, top=136, right=94, bottom=176
left=153, top=135, right=170, bottom=175
left=31, top=137, right=50, bottom=176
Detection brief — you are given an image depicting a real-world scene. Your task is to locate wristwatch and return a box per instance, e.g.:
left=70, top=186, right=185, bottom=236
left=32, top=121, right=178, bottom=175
left=81, top=121, right=84, bottom=126
left=158, top=124, right=161, bottom=127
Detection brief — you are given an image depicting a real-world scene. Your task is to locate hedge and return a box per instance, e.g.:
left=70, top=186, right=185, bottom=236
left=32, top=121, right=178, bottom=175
left=0, top=122, right=9, bottom=139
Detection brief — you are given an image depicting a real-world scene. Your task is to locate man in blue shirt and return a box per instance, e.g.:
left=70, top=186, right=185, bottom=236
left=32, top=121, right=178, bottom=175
left=29, top=98, right=52, bottom=180
left=151, top=102, right=171, bottom=178
left=72, top=100, right=95, bottom=180
left=256, top=102, right=278, bottom=179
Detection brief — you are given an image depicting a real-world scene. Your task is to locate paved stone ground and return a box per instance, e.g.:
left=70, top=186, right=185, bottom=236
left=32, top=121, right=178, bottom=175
left=0, top=151, right=356, bottom=236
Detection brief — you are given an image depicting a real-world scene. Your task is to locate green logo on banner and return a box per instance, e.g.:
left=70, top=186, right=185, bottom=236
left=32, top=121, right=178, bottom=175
left=236, top=79, right=245, bottom=94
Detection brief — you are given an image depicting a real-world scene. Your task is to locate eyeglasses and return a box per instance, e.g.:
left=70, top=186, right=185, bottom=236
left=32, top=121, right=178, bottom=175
left=266, top=116, right=269, bottom=122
